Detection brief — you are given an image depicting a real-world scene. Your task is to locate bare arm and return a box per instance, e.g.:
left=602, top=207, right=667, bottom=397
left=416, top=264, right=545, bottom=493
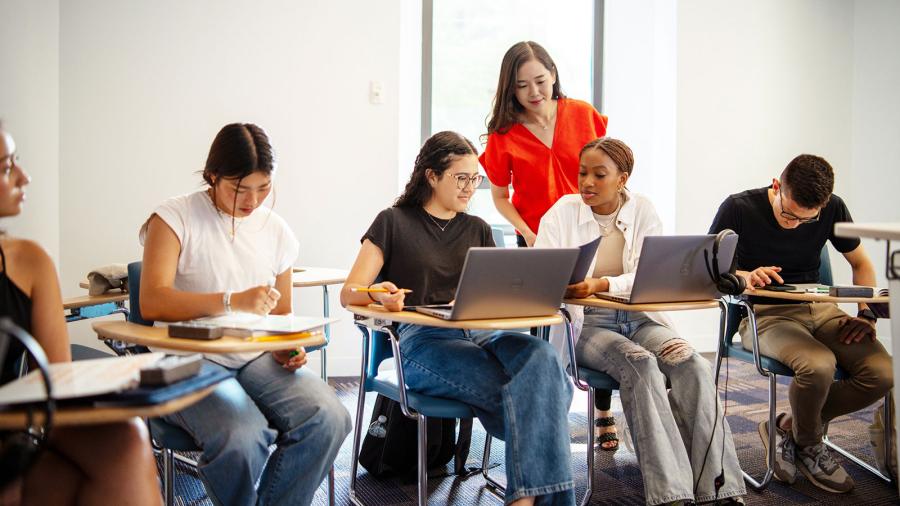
left=22, top=240, right=70, bottom=363
left=843, top=244, right=877, bottom=311
left=140, top=215, right=280, bottom=321
left=490, top=184, right=535, bottom=246
left=340, top=239, right=406, bottom=311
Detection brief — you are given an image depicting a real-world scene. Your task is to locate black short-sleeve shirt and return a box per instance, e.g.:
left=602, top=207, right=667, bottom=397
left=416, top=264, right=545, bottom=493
left=362, top=206, right=495, bottom=306
left=708, top=186, right=860, bottom=284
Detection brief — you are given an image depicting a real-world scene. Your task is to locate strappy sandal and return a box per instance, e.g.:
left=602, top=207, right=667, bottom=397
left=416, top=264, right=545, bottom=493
left=595, top=416, right=619, bottom=452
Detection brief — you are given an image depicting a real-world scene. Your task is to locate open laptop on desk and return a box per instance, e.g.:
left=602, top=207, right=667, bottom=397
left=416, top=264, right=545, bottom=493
left=594, top=234, right=738, bottom=304
left=415, top=247, right=578, bottom=320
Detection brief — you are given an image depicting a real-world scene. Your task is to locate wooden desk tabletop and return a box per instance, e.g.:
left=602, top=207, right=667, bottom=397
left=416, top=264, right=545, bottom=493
left=347, top=304, right=563, bottom=330
left=292, top=266, right=349, bottom=288
left=745, top=288, right=889, bottom=304
left=0, top=385, right=215, bottom=429
left=834, top=222, right=900, bottom=241
left=92, top=321, right=327, bottom=353
left=564, top=297, right=720, bottom=312
left=63, top=291, right=129, bottom=310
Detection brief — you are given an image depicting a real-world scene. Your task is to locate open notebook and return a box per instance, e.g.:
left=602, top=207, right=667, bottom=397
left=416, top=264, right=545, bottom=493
left=0, top=352, right=164, bottom=405
left=174, top=313, right=337, bottom=338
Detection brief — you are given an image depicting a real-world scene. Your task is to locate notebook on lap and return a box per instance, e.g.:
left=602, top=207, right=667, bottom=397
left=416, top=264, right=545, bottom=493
left=594, top=234, right=738, bottom=304
left=414, top=247, right=579, bottom=320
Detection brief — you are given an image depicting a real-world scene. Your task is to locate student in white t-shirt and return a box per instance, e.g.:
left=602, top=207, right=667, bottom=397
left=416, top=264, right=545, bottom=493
left=139, top=123, right=351, bottom=506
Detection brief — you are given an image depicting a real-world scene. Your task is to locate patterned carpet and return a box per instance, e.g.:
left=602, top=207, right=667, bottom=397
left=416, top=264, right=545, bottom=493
left=161, top=355, right=900, bottom=505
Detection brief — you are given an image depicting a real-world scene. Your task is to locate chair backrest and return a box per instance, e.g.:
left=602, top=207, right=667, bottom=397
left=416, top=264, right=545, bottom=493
left=490, top=226, right=506, bottom=248
left=722, top=246, right=832, bottom=348
left=127, top=261, right=154, bottom=327
left=363, top=330, right=395, bottom=390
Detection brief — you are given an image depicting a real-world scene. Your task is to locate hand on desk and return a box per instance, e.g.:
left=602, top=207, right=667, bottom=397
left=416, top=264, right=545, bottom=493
left=272, top=347, right=307, bottom=371
left=232, top=285, right=281, bottom=315
left=371, top=281, right=406, bottom=312
left=838, top=316, right=877, bottom=344
left=737, top=266, right=784, bottom=289
left=566, top=277, right=610, bottom=299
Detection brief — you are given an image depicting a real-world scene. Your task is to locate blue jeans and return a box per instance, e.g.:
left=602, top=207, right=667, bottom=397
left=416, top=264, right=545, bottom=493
left=397, top=323, right=575, bottom=505
left=577, top=308, right=745, bottom=505
left=163, top=355, right=352, bottom=506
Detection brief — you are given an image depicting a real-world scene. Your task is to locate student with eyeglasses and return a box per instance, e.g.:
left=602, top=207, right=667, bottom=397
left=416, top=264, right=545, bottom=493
left=708, top=154, right=892, bottom=494
left=342, top=131, right=576, bottom=506
left=480, top=40, right=618, bottom=451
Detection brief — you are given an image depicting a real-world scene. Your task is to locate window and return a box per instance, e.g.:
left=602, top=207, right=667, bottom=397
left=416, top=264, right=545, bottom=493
left=425, top=0, right=602, bottom=234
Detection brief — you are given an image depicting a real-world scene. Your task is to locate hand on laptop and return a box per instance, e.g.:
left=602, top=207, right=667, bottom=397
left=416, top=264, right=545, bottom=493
left=736, top=266, right=783, bottom=289
left=565, top=277, right=610, bottom=299
left=371, top=281, right=406, bottom=312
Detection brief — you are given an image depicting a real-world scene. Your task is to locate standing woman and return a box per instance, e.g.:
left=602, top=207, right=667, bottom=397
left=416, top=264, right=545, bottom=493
left=342, top=131, right=575, bottom=506
left=139, top=123, right=351, bottom=506
left=536, top=138, right=745, bottom=505
left=0, top=122, right=161, bottom=505
left=480, top=40, right=616, bottom=450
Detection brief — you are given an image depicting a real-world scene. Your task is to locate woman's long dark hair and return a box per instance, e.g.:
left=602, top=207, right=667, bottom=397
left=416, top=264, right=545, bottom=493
left=394, top=131, right=478, bottom=208
left=483, top=41, right=565, bottom=141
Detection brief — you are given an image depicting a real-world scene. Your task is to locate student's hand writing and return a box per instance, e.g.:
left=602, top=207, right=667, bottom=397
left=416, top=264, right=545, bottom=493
left=737, top=266, right=783, bottom=288
left=372, top=281, right=405, bottom=312
left=838, top=316, right=876, bottom=344
left=272, top=347, right=307, bottom=371
left=232, top=285, right=281, bottom=315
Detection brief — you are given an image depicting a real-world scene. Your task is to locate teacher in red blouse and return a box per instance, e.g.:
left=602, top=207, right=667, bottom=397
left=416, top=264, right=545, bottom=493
left=480, top=40, right=608, bottom=247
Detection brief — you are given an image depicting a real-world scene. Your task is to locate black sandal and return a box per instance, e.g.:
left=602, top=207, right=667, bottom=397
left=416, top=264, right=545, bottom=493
left=595, top=416, right=619, bottom=452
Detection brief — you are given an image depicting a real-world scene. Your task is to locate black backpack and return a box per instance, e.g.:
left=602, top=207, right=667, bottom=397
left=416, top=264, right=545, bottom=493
left=359, top=393, right=474, bottom=481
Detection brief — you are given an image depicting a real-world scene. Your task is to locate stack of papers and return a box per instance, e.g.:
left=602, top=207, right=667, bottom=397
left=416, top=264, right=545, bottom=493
left=182, top=313, right=337, bottom=338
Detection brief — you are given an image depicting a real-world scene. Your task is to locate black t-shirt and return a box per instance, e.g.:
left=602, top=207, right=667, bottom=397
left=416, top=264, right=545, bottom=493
left=362, top=206, right=495, bottom=306
left=708, top=186, right=860, bottom=284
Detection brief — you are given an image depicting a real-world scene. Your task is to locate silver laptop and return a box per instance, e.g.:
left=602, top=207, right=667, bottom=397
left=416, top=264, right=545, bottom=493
left=595, top=234, right=739, bottom=304
left=415, top=247, right=578, bottom=320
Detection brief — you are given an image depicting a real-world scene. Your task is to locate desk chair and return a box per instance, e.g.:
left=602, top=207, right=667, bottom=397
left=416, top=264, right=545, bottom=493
left=713, top=248, right=894, bottom=490
left=126, top=261, right=337, bottom=506
left=349, top=324, right=501, bottom=505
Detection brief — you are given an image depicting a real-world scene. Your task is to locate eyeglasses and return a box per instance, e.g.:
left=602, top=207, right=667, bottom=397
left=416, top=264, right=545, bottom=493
left=777, top=192, right=820, bottom=224
left=450, top=173, right=484, bottom=190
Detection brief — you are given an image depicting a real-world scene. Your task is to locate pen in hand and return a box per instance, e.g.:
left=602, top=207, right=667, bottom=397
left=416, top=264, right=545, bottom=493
left=350, top=287, right=413, bottom=294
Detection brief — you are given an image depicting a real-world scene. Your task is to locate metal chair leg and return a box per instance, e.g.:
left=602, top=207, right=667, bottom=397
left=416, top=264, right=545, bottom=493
left=581, top=386, right=596, bottom=506
left=348, top=334, right=371, bottom=506
left=417, top=414, right=428, bottom=505
left=481, top=434, right=505, bottom=499
left=164, top=448, right=175, bottom=506
left=823, top=391, right=894, bottom=483
left=742, top=373, right=776, bottom=490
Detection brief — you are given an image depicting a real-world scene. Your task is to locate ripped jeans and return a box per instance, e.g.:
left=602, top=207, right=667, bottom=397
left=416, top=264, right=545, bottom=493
left=576, top=308, right=745, bottom=505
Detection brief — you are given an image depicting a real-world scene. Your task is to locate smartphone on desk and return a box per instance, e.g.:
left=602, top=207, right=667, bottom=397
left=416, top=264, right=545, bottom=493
left=760, top=284, right=797, bottom=292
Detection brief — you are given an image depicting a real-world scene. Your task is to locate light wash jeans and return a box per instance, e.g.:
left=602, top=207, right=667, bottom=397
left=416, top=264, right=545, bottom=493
left=163, top=354, right=352, bottom=506
left=397, top=323, right=575, bottom=506
left=576, top=308, right=745, bottom=505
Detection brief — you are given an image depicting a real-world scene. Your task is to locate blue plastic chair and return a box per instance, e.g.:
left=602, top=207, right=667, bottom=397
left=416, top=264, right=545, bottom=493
left=348, top=323, right=501, bottom=505
left=713, top=248, right=894, bottom=489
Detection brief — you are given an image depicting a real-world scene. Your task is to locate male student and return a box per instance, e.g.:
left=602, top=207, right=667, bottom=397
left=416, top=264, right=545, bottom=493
left=708, top=154, right=892, bottom=494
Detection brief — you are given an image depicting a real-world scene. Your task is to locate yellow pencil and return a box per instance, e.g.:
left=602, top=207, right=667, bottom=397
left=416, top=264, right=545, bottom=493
left=250, top=330, right=319, bottom=342
left=350, top=287, right=413, bottom=294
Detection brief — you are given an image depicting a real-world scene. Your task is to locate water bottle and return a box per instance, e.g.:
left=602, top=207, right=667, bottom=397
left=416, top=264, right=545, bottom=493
left=367, top=415, right=387, bottom=438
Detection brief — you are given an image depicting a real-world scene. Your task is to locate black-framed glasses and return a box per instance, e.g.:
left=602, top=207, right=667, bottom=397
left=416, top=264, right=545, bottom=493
left=451, top=173, right=484, bottom=190
left=777, top=193, right=820, bottom=224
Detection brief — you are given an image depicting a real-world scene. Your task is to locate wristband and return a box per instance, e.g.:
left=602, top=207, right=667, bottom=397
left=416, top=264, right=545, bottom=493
left=367, top=284, right=378, bottom=303
left=223, top=290, right=233, bottom=314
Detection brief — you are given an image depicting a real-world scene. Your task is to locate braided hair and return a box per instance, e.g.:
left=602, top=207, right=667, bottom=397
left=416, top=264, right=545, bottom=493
left=395, top=131, right=478, bottom=208
left=580, top=137, right=634, bottom=177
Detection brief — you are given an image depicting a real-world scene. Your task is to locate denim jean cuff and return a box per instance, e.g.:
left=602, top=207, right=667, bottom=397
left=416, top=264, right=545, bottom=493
left=647, top=492, right=694, bottom=506
left=504, top=480, right=574, bottom=504
left=695, top=486, right=746, bottom=503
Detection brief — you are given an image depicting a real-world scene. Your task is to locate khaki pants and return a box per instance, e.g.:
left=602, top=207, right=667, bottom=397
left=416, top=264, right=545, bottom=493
left=739, top=303, right=893, bottom=447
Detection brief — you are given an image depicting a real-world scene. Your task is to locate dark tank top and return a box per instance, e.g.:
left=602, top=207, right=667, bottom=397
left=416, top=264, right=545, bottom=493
left=0, top=242, right=33, bottom=385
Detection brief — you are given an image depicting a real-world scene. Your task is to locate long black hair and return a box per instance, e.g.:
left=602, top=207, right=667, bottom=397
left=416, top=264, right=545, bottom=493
left=395, top=131, right=478, bottom=208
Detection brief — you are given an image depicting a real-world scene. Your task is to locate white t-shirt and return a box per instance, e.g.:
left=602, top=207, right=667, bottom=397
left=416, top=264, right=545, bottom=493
left=147, top=190, right=300, bottom=368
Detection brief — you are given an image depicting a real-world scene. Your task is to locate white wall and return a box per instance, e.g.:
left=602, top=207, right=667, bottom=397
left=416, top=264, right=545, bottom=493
left=0, top=0, right=60, bottom=262
left=58, top=0, right=403, bottom=375
left=672, top=0, right=862, bottom=351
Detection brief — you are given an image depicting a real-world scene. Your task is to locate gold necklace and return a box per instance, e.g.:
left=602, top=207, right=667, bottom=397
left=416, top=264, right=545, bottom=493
left=425, top=211, right=454, bottom=232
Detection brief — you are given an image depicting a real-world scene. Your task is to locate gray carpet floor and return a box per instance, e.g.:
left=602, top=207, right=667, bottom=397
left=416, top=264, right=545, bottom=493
left=160, top=356, right=900, bottom=505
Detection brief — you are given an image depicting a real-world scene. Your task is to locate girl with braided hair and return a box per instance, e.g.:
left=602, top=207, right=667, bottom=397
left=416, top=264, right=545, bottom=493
left=342, top=131, right=576, bottom=506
